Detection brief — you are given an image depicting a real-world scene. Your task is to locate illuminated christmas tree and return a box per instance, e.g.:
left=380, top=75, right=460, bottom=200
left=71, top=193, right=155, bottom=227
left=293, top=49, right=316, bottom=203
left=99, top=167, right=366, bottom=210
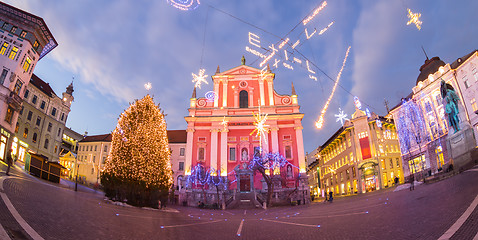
left=101, top=95, right=173, bottom=208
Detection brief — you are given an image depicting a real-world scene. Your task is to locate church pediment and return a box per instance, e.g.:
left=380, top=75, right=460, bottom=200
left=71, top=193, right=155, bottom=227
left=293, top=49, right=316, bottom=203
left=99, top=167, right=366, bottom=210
left=217, top=65, right=263, bottom=76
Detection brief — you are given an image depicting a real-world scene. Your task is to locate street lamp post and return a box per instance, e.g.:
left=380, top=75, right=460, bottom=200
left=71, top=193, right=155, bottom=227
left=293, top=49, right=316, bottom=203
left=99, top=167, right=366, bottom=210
left=75, top=160, right=79, bottom=192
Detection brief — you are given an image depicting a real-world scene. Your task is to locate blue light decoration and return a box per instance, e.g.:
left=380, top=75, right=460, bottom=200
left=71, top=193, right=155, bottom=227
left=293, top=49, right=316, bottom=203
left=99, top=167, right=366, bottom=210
left=248, top=151, right=300, bottom=173
left=166, top=0, right=200, bottom=11
left=376, top=119, right=382, bottom=128
left=186, top=163, right=227, bottom=189
left=205, top=91, right=217, bottom=102
left=365, top=108, right=371, bottom=118
left=354, top=96, right=362, bottom=109
left=396, top=98, right=428, bottom=154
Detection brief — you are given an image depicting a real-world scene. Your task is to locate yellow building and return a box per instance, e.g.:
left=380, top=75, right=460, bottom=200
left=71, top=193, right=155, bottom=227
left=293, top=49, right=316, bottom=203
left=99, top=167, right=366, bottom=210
left=318, top=106, right=404, bottom=196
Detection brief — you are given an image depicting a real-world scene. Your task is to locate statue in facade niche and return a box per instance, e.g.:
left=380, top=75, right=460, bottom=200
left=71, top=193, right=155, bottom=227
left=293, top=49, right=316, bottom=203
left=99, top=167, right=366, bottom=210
left=440, top=79, right=460, bottom=133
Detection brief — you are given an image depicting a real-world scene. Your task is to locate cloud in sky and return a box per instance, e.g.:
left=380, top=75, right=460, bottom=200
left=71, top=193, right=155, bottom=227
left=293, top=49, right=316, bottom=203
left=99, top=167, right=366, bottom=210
left=6, top=0, right=478, bottom=152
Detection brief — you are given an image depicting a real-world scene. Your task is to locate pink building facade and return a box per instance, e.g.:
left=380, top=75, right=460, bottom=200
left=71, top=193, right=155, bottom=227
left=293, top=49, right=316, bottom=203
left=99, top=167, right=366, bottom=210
left=184, top=62, right=307, bottom=192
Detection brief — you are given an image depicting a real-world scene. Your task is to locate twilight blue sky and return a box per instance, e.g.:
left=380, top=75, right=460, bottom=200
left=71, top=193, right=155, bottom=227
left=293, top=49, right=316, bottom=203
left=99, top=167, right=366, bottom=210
left=6, top=0, right=478, bottom=153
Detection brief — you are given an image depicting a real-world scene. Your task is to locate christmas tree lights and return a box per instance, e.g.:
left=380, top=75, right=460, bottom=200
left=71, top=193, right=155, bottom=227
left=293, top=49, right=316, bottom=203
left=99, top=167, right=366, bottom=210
left=102, top=95, right=173, bottom=205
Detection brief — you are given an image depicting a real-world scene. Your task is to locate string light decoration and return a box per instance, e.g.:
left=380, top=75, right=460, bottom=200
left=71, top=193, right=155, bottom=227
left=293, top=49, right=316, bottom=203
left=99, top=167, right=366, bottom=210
left=220, top=116, right=228, bottom=131
left=315, top=46, right=351, bottom=129
left=395, top=99, right=428, bottom=154
left=186, top=164, right=227, bottom=189
left=334, top=108, right=349, bottom=125
left=406, top=8, right=422, bottom=30
left=101, top=95, right=173, bottom=205
left=166, top=0, right=200, bottom=11
left=192, top=68, right=209, bottom=89
left=144, top=82, right=152, bottom=90
left=250, top=107, right=269, bottom=149
left=205, top=91, right=217, bottom=102
left=302, top=1, right=327, bottom=25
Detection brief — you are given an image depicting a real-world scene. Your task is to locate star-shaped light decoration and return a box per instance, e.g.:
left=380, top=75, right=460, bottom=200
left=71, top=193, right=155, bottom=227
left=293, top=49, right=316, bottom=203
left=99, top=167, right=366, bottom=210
left=220, top=116, right=228, bottom=132
left=334, top=108, right=349, bottom=125
left=250, top=109, right=269, bottom=149
left=144, top=82, right=152, bottom=90
left=192, top=68, right=208, bottom=89
left=407, top=8, right=422, bottom=30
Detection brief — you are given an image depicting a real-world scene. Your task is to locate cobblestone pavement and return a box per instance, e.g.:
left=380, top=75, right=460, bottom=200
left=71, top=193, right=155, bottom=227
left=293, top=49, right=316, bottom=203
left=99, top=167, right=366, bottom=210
left=1, top=161, right=478, bottom=240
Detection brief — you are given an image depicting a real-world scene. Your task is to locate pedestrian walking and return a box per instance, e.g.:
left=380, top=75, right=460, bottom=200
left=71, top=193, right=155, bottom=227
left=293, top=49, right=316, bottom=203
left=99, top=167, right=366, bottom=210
left=394, top=176, right=399, bottom=186
left=5, top=151, right=13, bottom=176
left=409, top=174, right=415, bottom=191
left=328, top=191, right=333, bottom=203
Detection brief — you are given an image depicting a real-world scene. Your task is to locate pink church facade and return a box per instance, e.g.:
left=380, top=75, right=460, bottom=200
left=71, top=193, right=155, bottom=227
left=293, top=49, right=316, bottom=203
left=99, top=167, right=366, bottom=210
left=184, top=62, right=307, bottom=191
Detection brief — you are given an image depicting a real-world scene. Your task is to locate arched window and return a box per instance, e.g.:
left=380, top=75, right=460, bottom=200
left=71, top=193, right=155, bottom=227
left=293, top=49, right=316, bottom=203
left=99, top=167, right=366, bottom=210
left=44, top=138, right=49, bottom=149
left=239, top=90, right=248, bottom=108
left=23, top=128, right=28, bottom=138
left=32, top=133, right=37, bottom=143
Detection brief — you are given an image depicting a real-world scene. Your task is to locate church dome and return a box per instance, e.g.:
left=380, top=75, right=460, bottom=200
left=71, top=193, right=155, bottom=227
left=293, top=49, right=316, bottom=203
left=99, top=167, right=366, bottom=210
left=416, top=56, right=445, bottom=85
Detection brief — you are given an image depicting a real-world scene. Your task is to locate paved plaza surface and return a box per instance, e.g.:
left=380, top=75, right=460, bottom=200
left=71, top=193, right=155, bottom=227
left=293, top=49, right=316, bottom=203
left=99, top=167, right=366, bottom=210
left=0, top=162, right=478, bottom=240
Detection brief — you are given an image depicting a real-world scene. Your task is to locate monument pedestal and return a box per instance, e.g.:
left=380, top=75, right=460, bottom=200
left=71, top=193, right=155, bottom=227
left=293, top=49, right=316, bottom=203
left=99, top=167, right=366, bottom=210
left=446, top=123, right=476, bottom=171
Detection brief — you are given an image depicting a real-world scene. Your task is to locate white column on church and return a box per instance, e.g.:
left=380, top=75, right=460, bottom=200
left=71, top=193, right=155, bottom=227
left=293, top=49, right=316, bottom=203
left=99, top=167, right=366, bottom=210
left=295, top=126, right=306, bottom=173
left=259, top=79, right=265, bottom=106
left=220, top=129, right=228, bottom=176
left=210, top=129, right=219, bottom=174
left=185, top=128, right=194, bottom=175
left=270, top=127, right=279, bottom=153
left=214, top=80, right=219, bottom=108
left=262, top=132, right=269, bottom=153
left=267, top=80, right=274, bottom=106
left=222, top=81, right=228, bottom=107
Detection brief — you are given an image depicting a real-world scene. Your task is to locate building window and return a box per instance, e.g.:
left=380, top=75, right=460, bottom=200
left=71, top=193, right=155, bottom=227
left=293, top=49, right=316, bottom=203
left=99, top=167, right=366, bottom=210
left=93, top=156, right=96, bottom=163
left=27, top=111, right=33, bottom=121
left=23, top=89, right=29, bottom=99
left=13, top=80, right=22, bottom=95
left=22, top=57, right=31, bottom=72
left=254, top=146, right=261, bottom=157
left=54, top=145, right=58, bottom=154
left=36, top=116, right=41, bottom=126
left=285, top=145, right=292, bottom=159
left=4, top=106, right=13, bottom=124
left=22, top=128, right=28, bottom=138
left=33, top=40, right=38, bottom=49
left=95, top=145, right=97, bottom=151
left=61, top=113, right=65, bottom=121
left=104, top=145, right=108, bottom=152
left=51, top=107, right=57, bottom=117
left=40, top=101, right=46, bottom=110
left=32, top=133, right=37, bottom=143
left=473, top=67, right=478, bottom=81
left=0, top=42, right=8, bottom=55
left=380, top=159, right=386, bottom=170
left=471, top=98, right=478, bottom=112
left=8, top=46, right=18, bottom=60
left=396, top=158, right=400, bottom=167
left=58, top=128, right=62, bottom=137
left=10, top=26, right=17, bottom=33
left=20, top=31, right=27, bottom=38
left=229, top=147, right=236, bottom=161
left=15, top=122, right=19, bottom=133
left=44, top=139, right=49, bottom=149
left=352, top=166, right=356, bottom=177
left=389, top=159, right=394, bottom=169
left=239, top=90, right=248, bottom=108
left=0, top=69, right=7, bottom=84
left=179, top=147, right=185, bottom=156
left=32, top=95, right=37, bottom=104
left=463, top=75, right=470, bottom=88
left=179, top=162, right=184, bottom=171
left=198, top=147, right=205, bottom=161
left=47, top=123, right=52, bottom=132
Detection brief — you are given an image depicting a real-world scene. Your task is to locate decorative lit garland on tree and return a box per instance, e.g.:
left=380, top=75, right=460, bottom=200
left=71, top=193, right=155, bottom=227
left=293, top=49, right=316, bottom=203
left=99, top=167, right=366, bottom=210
left=396, top=98, right=428, bottom=154
left=186, top=164, right=227, bottom=188
left=248, top=152, right=299, bottom=173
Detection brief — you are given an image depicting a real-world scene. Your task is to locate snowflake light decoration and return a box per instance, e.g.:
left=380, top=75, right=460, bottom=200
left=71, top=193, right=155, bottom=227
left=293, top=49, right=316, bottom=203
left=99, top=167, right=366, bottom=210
left=144, top=82, right=152, bottom=90
left=192, top=69, right=208, bottom=89
left=220, top=116, right=228, bottom=131
left=250, top=109, right=269, bottom=149
left=166, top=0, right=200, bottom=11
left=334, top=108, right=349, bottom=125
left=407, top=8, right=422, bottom=30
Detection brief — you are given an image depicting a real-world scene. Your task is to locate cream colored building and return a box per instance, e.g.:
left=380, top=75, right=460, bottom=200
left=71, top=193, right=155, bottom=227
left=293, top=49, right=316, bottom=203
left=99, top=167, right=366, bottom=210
left=319, top=107, right=404, bottom=196
left=0, top=2, right=57, bottom=161
left=77, top=134, right=112, bottom=186
left=14, top=74, right=74, bottom=163
left=167, top=130, right=187, bottom=190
